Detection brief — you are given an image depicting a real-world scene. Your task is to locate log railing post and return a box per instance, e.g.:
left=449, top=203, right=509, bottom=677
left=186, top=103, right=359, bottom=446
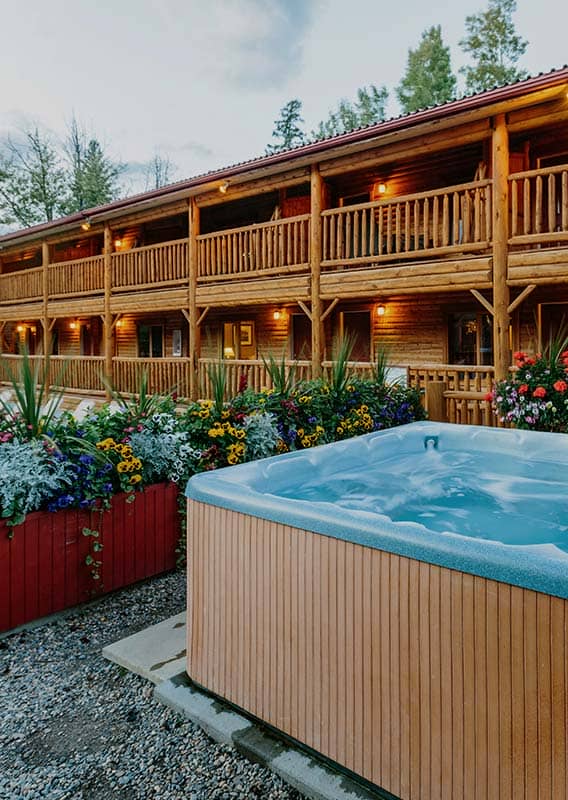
left=103, top=225, right=113, bottom=398
left=310, top=164, right=323, bottom=378
left=492, top=114, right=511, bottom=381
left=189, top=198, right=200, bottom=400
left=41, top=241, right=50, bottom=364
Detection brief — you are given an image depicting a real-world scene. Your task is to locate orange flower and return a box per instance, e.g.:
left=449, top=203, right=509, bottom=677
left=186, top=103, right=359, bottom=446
left=518, top=383, right=529, bottom=394
left=553, top=380, right=568, bottom=393
left=532, top=386, right=547, bottom=398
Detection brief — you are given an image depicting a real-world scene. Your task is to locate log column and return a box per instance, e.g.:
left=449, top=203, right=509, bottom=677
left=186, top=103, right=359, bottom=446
left=41, top=241, right=50, bottom=360
left=491, top=114, right=510, bottom=381
left=189, top=198, right=200, bottom=400
left=103, top=225, right=113, bottom=396
left=310, top=164, right=323, bottom=378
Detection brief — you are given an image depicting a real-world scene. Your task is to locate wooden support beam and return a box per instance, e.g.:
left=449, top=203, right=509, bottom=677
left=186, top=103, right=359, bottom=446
left=470, top=289, right=495, bottom=316
left=197, top=306, right=210, bottom=327
left=42, top=241, right=50, bottom=359
left=321, top=297, right=339, bottom=323
left=181, top=309, right=190, bottom=323
left=189, top=198, right=200, bottom=400
left=507, top=284, right=536, bottom=315
left=49, top=318, right=57, bottom=332
left=111, top=313, right=123, bottom=331
left=103, top=225, right=113, bottom=397
left=297, top=300, right=312, bottom=321
left=491, top=114, right=511, bottom=381
left=310, top=164, right=323, bottom=376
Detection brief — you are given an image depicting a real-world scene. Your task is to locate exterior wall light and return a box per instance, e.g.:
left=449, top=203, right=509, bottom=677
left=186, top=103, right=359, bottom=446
left=219, top=181, right=229, bottom=194
left=377, top=304, right=386, bottom=317
left=81, top=217, right=92, bottom=231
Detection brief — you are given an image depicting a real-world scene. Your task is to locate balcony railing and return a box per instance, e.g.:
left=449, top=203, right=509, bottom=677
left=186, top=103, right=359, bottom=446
left=322, top=181, right=492, bottom=268
left=509, top=163, right=568, bottom=246
left=112, top=239, right=188, bottom=290
left=197, top=215, right=310, bottom=281
left=113, top=357, right=191, bottom=398
left=0, top=267, right=43, bottom=303
left=48, top=255, right=105, bottom=297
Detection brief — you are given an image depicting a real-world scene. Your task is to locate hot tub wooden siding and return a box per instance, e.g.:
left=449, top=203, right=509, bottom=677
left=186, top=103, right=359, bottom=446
left=187, top=499, right=568, bottom=800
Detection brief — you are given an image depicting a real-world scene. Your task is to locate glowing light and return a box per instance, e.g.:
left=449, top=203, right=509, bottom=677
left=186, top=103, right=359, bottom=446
left=219, top=181, right=229, bottom=194
left=377, top=304, right=386, bottom=317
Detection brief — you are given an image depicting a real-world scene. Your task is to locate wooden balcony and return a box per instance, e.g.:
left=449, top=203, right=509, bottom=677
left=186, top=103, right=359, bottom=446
left=1, top=168, right=568, bottom=309
left=197, top=215, right=310, bottom=281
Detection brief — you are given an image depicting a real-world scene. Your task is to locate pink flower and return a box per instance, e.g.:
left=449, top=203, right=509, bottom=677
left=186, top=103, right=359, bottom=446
left=553, top=380, right=568, bottom=393
left=532, top=386, right=547, bottom=398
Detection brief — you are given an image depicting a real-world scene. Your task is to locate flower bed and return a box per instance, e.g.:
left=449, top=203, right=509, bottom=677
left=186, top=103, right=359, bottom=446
left=0, top=482, right=179, bottom=633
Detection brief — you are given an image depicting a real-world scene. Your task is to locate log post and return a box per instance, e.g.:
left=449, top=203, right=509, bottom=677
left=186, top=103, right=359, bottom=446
left=425, top=381, right=448, bottom=422
left=103, top=225, right=113, bottom=398
left=491, top=114, right=510, bottom=381
left=41, top=241, right=50, bottom=362
left=310, top=164, right=323, bottom=378
left=189, top=198, right=200, bottom=400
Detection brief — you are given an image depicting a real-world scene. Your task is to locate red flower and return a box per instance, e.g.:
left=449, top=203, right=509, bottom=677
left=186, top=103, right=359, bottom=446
left=484, top=391, right=493, bottom=402
left=524, top=357, right=536, bottom=366
left=553, top=380, right=568, bottom=393
left=518, top=383, right=529, bottom=394
left=513, top=351, right=526, bottom=361
left=532, top=386, right=547, bottom=398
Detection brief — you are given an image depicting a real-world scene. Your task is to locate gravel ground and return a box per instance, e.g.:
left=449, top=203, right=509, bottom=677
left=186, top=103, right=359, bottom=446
left=0, top=571, right=304, bottom=800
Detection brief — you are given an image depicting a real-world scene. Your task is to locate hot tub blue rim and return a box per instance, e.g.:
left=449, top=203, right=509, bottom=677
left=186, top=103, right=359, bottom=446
left=186, top=422, right=568, bottom=601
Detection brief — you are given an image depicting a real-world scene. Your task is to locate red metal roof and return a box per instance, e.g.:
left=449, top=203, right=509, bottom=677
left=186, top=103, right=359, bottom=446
left=1, top=66, right=567, bottom=247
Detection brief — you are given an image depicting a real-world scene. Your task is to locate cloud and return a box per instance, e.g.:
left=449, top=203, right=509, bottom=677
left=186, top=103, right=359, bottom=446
left=156, top=0, right=318, bottom=90
left=170, top=141, right=215, bottom=159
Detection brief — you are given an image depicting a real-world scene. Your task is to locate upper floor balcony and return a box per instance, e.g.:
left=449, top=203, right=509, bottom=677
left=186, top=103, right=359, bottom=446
left=0, top=164, right=567, bottom=308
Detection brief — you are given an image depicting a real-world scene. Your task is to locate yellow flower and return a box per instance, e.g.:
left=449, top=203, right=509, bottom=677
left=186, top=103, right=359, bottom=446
left=221, top=410, right=230, bottom=419
left=227, top=454, right=239, bottom=465
left=117, top=461, right=129, bottom=473
left=198, top=409, right=210, bottom=419
left=96, top=438, right=115, bottom=450
left=297, top=428, right=304, bottom=437
left=347, top=384, right=354, bottom=392
left=129, top=474, right=142, bottom=485
left=301, top=436, right=311, bottom=447
left=234, top=429, right=246, bottom=440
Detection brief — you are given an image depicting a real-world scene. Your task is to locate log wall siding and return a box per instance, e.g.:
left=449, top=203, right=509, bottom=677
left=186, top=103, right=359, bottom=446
left=187, top=500, right=568, bottom=800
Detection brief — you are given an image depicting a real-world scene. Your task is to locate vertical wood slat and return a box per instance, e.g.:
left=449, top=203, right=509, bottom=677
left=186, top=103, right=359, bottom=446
left=188, top=500, right=568, bottom=800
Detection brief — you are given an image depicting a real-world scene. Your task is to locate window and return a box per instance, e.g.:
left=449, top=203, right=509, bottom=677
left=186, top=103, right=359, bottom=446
left=448, top=312, right=493, bottom=365
left=138, top=324, right=163, bottom=357
left=222, top=321, right=256, bottom=360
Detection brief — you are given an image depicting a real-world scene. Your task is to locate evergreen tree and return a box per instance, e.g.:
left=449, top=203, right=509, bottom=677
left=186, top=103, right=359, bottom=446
left=266, top=99, right=306, bottom=155
left=313, top=85, right=388, bottom=140
left=459, top=0, right=528, bottom=93
left=0, top=128, right=68, bottom=227
left=396, top=26, right=457, bottom=113
left=64, top=117, right=123, bottom=212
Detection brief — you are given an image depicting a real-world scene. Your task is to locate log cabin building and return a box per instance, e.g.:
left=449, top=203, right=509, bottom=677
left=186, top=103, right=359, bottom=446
left=1, top=68, right=568, bottom=422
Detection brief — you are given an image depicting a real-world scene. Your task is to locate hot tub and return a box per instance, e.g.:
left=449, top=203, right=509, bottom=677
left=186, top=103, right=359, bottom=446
left=186, top=422, right=568, bottom=799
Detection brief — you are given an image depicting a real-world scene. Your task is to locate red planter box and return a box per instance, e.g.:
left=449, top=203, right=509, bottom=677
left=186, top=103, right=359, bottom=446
left=0, top=482, right=180, bottom=633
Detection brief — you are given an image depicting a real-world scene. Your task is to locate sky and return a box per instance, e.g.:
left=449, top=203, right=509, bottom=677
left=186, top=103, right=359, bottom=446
left=1, top=0, right=567, bottom=194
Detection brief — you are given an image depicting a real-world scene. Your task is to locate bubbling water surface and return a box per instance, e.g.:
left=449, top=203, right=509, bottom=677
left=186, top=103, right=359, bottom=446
left=277, top=448, right=568, bottom=549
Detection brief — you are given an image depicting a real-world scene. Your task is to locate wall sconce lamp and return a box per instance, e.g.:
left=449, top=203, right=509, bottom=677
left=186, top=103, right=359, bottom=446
left=16, top=325, right=24, bottom=333
left=69, top=319, right=78, bottom=330
left=81, top=217, right=92, bottom=232
left=219, top=181, right=230, bottom=194
left=376, top=303, right=386, bottom=317
left=114, top=239, right=122, bottom=249
left=377, top=183, right=387, bottom=195
left=273, top=309, right=284, bottom=321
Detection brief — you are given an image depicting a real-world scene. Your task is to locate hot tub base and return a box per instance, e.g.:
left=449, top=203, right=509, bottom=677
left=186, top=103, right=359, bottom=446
left=187, top=499, right=568, bottom=800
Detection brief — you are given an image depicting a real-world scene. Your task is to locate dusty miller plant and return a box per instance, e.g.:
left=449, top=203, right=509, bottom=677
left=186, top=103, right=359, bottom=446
left=0, top=439, right=75, bottom=525
left=243, top=412, right=279, bottom=461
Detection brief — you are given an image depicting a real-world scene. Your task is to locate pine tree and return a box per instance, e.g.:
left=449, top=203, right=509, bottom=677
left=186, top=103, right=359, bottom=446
left=0, top=128, right=68, bottom=227
left=313, top=85, right=388, bottom=140
left=396, top=26, right=457, bottom=114
left=459, top=0, right=528, bottom=94
left=266, top=99, right=306, bottom=155
left=64, top=117, right=123, bottom=212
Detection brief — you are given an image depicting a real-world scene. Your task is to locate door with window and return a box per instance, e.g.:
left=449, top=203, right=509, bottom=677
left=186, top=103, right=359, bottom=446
left=448, top=312, right=493, bottom=365
left=340, top=311, right=371, bottom=362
